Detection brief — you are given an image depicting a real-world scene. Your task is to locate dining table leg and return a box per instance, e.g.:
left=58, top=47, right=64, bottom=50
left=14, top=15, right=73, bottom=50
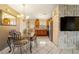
left=30, top=40, right=32, bottom=53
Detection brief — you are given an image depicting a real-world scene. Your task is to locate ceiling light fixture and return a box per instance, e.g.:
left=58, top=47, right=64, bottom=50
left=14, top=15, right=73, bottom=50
left=26, top=16, right=29, bottom=19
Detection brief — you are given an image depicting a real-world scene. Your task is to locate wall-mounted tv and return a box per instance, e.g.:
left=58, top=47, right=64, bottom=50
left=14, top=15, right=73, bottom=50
left=60, top=16, right=79, bottom=31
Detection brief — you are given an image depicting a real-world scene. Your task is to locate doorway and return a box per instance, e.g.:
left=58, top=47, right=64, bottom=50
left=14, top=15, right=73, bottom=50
left=49, top=20, right=53, bottom=42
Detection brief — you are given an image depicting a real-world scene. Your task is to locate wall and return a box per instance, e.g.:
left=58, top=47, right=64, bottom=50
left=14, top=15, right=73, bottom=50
left=52, top=5, right=60, bottom=46
left=0, top=5, right=20, bottom=51
left=53, top=5, right=79, bottom=49
left=59, top=5, right=79, bottom=49
left=0, top=26, right=16, bottom=50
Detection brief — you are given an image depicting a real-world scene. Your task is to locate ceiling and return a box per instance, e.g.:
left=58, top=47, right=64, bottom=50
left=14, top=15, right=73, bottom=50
left=8, top=4, right=56, bottom=19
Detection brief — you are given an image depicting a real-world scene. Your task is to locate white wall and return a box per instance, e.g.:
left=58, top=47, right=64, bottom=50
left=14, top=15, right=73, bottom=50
left=52, top=5, right=60, bottom=46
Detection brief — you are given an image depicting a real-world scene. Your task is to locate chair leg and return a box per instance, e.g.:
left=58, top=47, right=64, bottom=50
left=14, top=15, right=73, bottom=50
left=30, top=41, right=32, bottom=53
left=26, top=43, right=28, bottom=52
left=7, top=39, right=12, bottom=53
left=9, top=45, right=12, bottom=53
left=12, top=45, right=15, bottom=54
left=34, top=39, right=38, bottom=48
left=20, top=45, right=22, bottom=54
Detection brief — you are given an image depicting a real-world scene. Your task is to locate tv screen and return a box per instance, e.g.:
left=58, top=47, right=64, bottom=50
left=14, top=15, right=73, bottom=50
left=60, top=16, right=79, bottom=31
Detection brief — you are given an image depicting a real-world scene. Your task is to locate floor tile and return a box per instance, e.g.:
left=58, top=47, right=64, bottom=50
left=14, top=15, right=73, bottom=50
left=0, top=36, right=76, bottom=54
left=60, top=49, right=73, bottom=54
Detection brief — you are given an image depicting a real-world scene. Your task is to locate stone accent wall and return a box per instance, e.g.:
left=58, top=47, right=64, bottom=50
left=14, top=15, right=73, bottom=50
left=59, top=31, right=79, bottom=49
left=52, top=5, right=79, bottom=49
left=59, top=5, right=79, bottom=17
left=59, top=5, right=79, bottom=49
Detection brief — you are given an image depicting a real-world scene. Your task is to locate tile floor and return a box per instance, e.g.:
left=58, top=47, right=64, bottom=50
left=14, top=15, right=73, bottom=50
left=0, top=36, right=79, bottom=54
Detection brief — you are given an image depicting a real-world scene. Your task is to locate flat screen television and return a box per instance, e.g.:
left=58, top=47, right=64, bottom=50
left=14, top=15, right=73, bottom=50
left=60, top=16, right=79, bottom=31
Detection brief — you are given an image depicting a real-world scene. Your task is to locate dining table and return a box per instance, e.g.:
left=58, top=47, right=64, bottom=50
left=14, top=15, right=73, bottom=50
left=7, top=32, right=36, bottom=53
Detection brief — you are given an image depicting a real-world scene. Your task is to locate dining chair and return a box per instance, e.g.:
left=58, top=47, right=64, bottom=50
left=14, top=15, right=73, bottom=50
left=12, top=32, right=28, bottom=54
